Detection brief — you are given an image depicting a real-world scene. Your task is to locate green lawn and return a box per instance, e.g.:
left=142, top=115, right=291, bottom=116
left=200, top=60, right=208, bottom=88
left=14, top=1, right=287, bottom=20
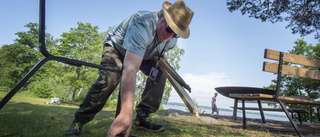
left=0, top=91, right=290, bottom=137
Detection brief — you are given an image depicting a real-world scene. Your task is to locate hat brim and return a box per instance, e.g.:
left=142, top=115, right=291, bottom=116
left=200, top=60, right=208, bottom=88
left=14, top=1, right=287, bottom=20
left=163, top=1, right=190, bottom=39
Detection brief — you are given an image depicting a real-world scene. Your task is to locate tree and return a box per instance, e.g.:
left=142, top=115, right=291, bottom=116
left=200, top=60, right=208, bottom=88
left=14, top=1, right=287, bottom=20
left=0, top=43, right=40, bottom=88
left=265, top=39, right=320, bottom=122
left=58, top=22, right=103, bottom=104
left=0, top=22, right=57, bottom=90
left=226, top=0, right=320, bottom=39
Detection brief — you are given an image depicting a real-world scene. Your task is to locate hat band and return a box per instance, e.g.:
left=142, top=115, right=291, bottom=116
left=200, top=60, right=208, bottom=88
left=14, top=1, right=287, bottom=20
left=168, top=10, right=187, bottom=31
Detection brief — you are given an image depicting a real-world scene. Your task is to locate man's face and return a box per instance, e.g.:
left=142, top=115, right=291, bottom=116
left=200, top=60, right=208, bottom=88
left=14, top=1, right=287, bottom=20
left=156, top=18, right=178, bottom=42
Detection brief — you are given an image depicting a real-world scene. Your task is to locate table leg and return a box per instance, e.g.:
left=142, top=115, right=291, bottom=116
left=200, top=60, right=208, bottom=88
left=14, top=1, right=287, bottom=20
left=242, top=99, right=246, bottom=129
left=297, top=112, right=302, bottom=124
left=257, top=100, right=265, bottom=123
left=317, top=107, right=320, bottom=123
left=233, top=98, right=238, bottom=120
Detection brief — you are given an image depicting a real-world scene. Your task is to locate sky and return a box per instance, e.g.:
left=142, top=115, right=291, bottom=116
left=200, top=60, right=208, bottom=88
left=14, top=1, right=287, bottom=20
left=1, top=0, right=319, bottom=110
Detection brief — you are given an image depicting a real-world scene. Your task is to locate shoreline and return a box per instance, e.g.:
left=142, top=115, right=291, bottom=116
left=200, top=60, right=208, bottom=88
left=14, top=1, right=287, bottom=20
left=162, top=103, right=289, bottom=121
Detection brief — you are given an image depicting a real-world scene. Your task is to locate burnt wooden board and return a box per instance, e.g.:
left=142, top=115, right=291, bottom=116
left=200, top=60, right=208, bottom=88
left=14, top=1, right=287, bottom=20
left=157, top=58, right=199, bottom=118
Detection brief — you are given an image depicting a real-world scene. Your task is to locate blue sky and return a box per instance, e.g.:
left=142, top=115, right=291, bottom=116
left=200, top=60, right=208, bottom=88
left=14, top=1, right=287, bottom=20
left=1, top=0, right=319, bottom=109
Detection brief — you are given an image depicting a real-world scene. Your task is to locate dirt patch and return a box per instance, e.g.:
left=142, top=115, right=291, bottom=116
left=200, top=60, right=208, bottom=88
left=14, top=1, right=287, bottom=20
left=165, top=109, right=320, bottom=136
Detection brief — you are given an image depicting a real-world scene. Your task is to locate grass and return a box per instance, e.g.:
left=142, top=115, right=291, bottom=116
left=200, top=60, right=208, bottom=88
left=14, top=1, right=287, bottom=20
left=0, top=91, right=304, bottom=137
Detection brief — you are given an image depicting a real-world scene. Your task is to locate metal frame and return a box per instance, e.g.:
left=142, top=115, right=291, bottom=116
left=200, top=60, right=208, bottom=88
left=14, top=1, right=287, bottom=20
left=0, top=0, right=119, bottom=110
left=234, top=52, right=303, bottom=137
left=274, top=52, right=284, bottom=99
left=275, top=52, right=301, bottom=136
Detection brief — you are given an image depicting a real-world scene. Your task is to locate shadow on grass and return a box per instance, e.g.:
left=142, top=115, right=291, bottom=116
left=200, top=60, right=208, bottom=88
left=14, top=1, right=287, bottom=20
left=1, top=102, right=230, bottom=137
left=0, top=102, right=113, bottom=137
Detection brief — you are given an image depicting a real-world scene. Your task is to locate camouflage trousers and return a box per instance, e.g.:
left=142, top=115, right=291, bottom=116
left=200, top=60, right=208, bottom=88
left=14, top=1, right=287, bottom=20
left=75, top=44, right=166, bottom=124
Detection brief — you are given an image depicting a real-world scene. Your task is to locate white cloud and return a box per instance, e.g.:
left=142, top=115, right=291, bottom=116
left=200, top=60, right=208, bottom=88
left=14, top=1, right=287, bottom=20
left=168, top=72, right=237, bottom=108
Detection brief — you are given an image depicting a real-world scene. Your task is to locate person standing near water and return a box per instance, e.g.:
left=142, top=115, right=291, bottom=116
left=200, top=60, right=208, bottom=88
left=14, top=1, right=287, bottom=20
left=211, top=92, right=219, bottom=117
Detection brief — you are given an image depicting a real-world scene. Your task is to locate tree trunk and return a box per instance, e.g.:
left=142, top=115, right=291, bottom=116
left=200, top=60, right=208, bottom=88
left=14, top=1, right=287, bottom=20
left=77, top=87, right=83, bottom=97
left=72, top=87, right=77, bottom=104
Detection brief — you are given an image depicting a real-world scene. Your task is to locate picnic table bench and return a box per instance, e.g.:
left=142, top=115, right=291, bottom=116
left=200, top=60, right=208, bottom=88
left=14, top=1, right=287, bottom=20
left=230, top=106, right=308, bottom=124
left=216, top=49, right=320, bottom=137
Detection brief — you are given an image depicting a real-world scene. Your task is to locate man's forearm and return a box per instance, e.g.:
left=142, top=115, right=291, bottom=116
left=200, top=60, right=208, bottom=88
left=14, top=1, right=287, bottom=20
left=120, top=70, right=136, bottom=115
left=119, top=51, right=142, bottom=115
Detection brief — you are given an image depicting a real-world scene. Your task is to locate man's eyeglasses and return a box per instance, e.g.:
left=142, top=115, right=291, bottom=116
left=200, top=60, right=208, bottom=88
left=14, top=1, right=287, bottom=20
left=165, top=24, right=180, bottom=38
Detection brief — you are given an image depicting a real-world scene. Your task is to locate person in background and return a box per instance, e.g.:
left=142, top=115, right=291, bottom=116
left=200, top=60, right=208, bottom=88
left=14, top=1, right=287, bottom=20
left=65, top=0, right=194, bottom=137
left=211, top=92, right=219, bottom=117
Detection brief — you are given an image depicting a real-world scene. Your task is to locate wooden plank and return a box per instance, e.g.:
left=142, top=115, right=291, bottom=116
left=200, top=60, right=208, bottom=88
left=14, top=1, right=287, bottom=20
left=278, top=96, right=320, bottom=106
left=156, top=57, right=191, bottom=92
left=231, top=107, right=308, bottom=113
left=229, top=93, right=274, bottom=99
left=159, top=64, right=199, bottom=118
left=264, top=49, right=320, bottom=69
left=229, top=93, right=320, bottom=106
left=291, top=96, right=310, bottom=100
left=263, top=62, right=320, bottom=80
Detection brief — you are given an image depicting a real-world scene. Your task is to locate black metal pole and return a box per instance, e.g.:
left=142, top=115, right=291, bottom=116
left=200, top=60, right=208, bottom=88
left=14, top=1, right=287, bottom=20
left=0, top=57, right=52, bottom=110
left=39, top=0, right=51, bottom=57
left=277, top=100, right=302, bottom=137
left=275, top=52, right=284, bottom=99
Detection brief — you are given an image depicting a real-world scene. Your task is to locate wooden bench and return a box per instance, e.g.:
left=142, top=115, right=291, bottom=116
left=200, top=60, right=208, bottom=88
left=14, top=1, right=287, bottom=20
left=227, top=49, right=320, bottom=137
left=230, top=106, right=308, bottom=124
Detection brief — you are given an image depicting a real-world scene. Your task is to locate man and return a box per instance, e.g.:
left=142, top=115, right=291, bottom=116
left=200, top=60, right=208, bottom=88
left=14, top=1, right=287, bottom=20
left=66, top=0, right=194, bottom=136
left=211, top=92, right=219, bottom=117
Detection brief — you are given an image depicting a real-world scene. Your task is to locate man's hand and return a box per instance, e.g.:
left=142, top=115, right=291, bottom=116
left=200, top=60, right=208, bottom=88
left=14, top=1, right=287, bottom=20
left=161, top=55, right=167, bottom=61
left=107, top=111, right=132, bottom=137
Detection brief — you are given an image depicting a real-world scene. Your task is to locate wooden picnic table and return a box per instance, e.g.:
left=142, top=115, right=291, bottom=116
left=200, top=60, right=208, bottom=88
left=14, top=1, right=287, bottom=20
left=215, top=86, right=275, bottom=99
left=215, top=86, right=275, bottom=121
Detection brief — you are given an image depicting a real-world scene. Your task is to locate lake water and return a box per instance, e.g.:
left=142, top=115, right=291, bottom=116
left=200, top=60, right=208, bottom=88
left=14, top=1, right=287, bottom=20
left=162, top=102, right=288, bottom=121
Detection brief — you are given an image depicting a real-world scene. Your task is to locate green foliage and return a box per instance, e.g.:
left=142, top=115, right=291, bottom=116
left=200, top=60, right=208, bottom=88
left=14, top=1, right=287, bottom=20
left=56, top=22, right=103, bottom=104
left=28, top=78, right=53, bottom=98
left=14, top=23, right=39, bottom=49
left=0, top=22, right=57, bottom=89
left=226, top=0, right=320, bottom=39
left=0, top=43, right=40, bottom=88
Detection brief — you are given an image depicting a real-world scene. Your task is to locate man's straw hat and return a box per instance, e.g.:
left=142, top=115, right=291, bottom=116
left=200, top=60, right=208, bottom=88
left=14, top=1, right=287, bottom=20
left=163, top=0, right=194, bottom=39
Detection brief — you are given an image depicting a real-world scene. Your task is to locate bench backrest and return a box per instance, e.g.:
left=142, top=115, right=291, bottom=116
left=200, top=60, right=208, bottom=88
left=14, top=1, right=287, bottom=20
left=263, top=49, right=320, bottom=80
left=263, top=49, right=320, bottom=98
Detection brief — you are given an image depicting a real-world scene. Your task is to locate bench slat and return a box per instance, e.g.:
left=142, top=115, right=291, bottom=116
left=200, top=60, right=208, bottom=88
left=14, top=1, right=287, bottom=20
left=264, top=49, right=320, bottom=69
left=230, top=93, right=320, bottom=106
left=229, top=93, right=273, bottom=99
left=278, top=96, right=320, bottom=106
left=263, top=62, right=320, bottom=80
left=231, top=107, right=308, bottom=113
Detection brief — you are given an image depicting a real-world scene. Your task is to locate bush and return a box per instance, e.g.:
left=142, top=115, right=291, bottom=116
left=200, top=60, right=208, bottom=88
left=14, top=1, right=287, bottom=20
left=104, top=99, right=118, bottom=109
left=28, top=80, right=53, bottom=98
